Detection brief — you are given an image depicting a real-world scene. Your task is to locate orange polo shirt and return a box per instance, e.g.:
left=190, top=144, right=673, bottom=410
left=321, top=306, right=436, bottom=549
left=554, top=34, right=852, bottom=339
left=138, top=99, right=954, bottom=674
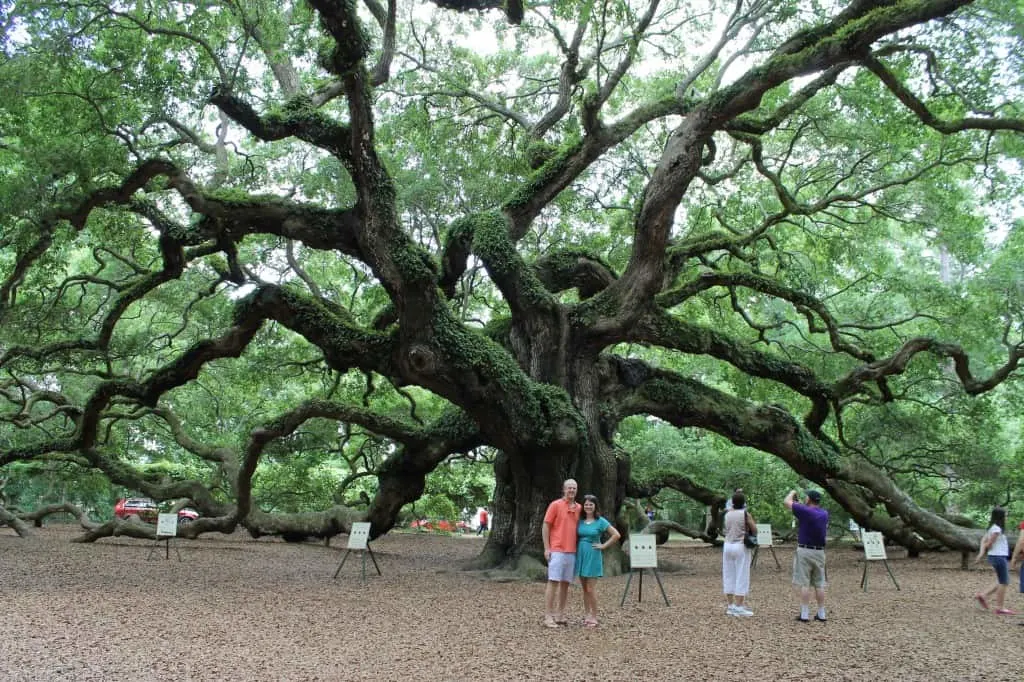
left=544, top=498, right=580, bottom=552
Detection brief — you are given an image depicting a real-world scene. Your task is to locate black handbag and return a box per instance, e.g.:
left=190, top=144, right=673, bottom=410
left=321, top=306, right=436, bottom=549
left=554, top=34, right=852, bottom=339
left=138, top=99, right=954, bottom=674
left=742, top=511, right=757, bottom=548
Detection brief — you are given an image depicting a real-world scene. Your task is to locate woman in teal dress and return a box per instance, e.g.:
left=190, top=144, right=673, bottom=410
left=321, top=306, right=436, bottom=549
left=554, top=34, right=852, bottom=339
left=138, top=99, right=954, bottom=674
left=575, top=494, right=621, bottom=627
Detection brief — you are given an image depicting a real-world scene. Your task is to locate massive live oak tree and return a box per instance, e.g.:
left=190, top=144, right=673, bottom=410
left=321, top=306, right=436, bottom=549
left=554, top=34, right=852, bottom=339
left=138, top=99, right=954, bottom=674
left=1, top=0, right=1022, bottom=565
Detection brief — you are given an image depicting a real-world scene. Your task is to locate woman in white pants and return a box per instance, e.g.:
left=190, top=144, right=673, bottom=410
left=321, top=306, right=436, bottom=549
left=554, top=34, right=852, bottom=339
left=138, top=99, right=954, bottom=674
left=722, top=491, right=757, bottom=616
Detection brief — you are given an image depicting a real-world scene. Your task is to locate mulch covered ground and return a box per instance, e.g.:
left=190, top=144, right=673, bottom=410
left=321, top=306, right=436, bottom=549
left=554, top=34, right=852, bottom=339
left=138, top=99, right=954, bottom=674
left=0, top=526, right=1019, bottom=681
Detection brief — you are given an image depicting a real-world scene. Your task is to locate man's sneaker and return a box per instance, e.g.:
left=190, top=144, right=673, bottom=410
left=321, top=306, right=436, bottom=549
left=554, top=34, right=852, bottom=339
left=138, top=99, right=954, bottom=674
left=732, top=606, right=754, bottom=617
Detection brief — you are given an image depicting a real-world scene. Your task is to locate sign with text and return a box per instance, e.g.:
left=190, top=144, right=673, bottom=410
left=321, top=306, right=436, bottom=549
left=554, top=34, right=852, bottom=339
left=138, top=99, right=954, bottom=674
left=628, top=534, right=658, bottom=569
left=347, top=522, right=371, bottom=550
left=862, top=531, right=887, bottom=560
left=156, top=513, right=178, bottom=538
left=756, top=524, right=773, bottom=547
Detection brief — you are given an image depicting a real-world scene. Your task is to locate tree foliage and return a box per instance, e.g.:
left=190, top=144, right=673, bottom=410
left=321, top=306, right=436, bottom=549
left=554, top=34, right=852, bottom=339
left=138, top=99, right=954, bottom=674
left=1, top=0, right=1022, bottom=560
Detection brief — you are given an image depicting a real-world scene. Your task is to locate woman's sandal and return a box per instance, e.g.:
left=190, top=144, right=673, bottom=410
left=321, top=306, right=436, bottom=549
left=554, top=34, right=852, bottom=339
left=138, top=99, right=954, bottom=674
left=584, top=617, right=599, bottom=628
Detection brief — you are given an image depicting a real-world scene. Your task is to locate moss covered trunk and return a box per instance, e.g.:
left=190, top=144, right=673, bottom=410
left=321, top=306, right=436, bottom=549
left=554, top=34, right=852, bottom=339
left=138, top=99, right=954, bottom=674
left=476, top=354, right=622, bottom=572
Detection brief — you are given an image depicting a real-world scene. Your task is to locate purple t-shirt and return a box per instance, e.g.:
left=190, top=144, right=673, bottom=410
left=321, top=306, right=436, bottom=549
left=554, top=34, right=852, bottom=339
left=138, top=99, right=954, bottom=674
left=792, top=502, right=829, bottom=546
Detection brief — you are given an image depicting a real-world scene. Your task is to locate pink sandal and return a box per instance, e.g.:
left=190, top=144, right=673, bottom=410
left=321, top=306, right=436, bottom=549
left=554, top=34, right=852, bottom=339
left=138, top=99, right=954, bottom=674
left=995, top=608, right=1018, bottom=615
left=583, top=617, right=599, bottom=628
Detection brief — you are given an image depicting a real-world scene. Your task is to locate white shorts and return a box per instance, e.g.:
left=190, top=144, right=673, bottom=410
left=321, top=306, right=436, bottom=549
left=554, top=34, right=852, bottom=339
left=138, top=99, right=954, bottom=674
left=548, top=551, right=576, bottom=582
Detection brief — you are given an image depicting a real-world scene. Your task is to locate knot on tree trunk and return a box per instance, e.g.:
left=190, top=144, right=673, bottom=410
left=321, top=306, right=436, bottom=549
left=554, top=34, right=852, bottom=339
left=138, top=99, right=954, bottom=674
left=407, top=344, right=437, bottom=374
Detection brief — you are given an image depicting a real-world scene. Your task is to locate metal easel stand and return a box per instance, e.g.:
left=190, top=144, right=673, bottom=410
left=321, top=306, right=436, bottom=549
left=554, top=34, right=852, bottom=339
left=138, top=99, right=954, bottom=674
left=861, top=559, right=900, bottom=591
left=147, top=536, right=182, bottom=562
left=333, top=543, right=382, bottom=581
left=750, top=545, right=782, bottom=570
left=620, top=568, right=670, bottom=607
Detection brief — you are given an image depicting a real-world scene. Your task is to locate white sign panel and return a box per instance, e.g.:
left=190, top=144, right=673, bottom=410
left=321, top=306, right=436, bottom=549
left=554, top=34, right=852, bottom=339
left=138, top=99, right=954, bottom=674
left=629, top=534, right=658, bottom=569
left=756, top=524, right=773, bottom=547
left=156, top=513, right=178, bottom=538
left=862, top=531, right=887, bottom=560
left=347, top=522, right=371, bottom=550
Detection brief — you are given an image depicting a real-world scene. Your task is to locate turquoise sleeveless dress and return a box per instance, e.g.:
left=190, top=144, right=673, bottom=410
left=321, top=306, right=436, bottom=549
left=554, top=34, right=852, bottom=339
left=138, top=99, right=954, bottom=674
left=575, top=517, right=612, bottom=578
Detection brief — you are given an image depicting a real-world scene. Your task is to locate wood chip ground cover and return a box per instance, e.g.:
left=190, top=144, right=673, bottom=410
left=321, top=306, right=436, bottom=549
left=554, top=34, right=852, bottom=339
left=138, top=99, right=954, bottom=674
left=0, top=527, right=1018, bottom=681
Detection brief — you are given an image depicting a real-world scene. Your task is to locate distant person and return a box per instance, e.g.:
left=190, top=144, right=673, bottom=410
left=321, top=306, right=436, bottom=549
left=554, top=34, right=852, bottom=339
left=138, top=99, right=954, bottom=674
left=722, top=491, right=757, bottom=616
left=645, top=505, right=655, bottom=522
left=575, top=494, right=621, bottom=627
left=974, top=507, right=1015, bottom=615
left=542, top=479, right=580, bottom=628
left=785, top=489, right=829, bottom=622
left=477, top=507, right=489, bottom=535
left=1012, top=517, right=1024, bottom=625
left=724, top=488, right=743, bottom=512
left=1013, top=518, right=1024, bottom=593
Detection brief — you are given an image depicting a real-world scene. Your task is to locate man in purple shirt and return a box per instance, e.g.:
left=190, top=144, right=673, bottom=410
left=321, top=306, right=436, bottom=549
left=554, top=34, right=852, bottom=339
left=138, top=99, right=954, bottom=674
left=785, top=489, right=829, bottom=622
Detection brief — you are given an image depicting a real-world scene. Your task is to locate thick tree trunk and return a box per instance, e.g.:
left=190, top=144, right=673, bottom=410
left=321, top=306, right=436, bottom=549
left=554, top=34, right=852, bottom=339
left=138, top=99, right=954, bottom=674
left=479, top=358, right=623, bottom=572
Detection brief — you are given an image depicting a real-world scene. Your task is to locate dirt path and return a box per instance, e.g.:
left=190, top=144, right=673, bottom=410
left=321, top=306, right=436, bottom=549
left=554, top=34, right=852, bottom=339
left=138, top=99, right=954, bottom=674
left=0, top=527, right=1018, bottom=681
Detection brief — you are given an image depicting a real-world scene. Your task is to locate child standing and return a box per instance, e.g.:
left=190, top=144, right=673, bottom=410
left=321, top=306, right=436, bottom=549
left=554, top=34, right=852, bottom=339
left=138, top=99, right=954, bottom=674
left=975, top=507, right=1016, bottom=615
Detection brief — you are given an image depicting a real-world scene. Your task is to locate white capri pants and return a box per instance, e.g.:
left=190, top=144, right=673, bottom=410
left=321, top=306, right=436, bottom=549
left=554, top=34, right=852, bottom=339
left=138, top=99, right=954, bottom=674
left=722, top=541, right=752, bottom=596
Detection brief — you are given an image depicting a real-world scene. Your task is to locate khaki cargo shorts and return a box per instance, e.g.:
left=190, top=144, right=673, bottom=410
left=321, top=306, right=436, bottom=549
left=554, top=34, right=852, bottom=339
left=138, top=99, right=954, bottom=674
left=792, top=547, right=827, bottom=588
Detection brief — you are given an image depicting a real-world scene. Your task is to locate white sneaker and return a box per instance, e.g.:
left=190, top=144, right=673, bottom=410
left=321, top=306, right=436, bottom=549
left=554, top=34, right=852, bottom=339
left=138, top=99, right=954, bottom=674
left=733, top=606, right=754, bottom=617
left=726, top=604, right=739, bottom=616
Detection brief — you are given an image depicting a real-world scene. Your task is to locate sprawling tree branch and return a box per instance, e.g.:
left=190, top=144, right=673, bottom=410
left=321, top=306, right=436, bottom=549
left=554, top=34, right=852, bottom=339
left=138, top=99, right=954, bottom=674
left=863, top=55, right=1024, bottom=134
left=832, top=337, right=1024, bottom=401
left=614, top=363, right=982, bottom=551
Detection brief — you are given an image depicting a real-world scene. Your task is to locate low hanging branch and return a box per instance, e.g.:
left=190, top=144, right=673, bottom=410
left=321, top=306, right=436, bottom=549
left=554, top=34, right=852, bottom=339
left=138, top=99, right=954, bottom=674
left=72, top=517, right=164, bottom=543
left=0, top=504, right=33, bottom=537
left=0, top=502, right=101, bottom=537
left=626, top=470, right=730, bottom=543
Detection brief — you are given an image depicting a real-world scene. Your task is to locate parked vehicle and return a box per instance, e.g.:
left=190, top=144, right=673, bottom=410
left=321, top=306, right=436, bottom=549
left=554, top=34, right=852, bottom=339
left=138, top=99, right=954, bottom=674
left=409, top=518, right=470, bottom=534
left=114, top=498, right=199, bottom=525
left=114, top=497, right=158, bottom=523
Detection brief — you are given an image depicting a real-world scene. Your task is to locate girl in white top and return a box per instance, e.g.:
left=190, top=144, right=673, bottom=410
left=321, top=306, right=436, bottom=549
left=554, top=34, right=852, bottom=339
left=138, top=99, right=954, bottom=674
left=974, top=507, right=1015, bottom=615
left=721, top=491, right=758, bottom=616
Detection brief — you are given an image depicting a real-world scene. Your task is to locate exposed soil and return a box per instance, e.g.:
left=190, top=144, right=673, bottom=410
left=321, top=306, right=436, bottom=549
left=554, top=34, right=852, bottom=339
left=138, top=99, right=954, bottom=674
left=0, top=526, right=1019, bottom=681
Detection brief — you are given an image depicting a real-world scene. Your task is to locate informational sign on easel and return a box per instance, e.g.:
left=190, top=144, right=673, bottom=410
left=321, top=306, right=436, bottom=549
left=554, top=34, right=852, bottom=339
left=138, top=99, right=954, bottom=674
left=147, top=513, right=182, bottom=561
left=751, top=523, right=781, bottom=570
left=862, top=531, right=886, bottom=559
left=348, top=522, right=370, bottom=550
left=156, top=514, right=178, bottom=538
left=620, top=535, right=669, bottom=606
left=629, top=534, right=658, bottom=568
left=333, top=521, right=381, bottom=581
left=860, top=531, right=899, bottom=591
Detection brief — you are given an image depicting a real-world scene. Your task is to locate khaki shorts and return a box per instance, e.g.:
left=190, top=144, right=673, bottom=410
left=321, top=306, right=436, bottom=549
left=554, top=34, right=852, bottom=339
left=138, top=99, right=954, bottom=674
left=792, top=547, right=827, bottom=588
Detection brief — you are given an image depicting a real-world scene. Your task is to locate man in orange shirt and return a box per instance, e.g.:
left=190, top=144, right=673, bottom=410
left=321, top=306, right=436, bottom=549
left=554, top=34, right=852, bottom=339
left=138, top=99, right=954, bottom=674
left=543, top=479, right=580, bottom=628
left=476, top=507, right=489, bottom=535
